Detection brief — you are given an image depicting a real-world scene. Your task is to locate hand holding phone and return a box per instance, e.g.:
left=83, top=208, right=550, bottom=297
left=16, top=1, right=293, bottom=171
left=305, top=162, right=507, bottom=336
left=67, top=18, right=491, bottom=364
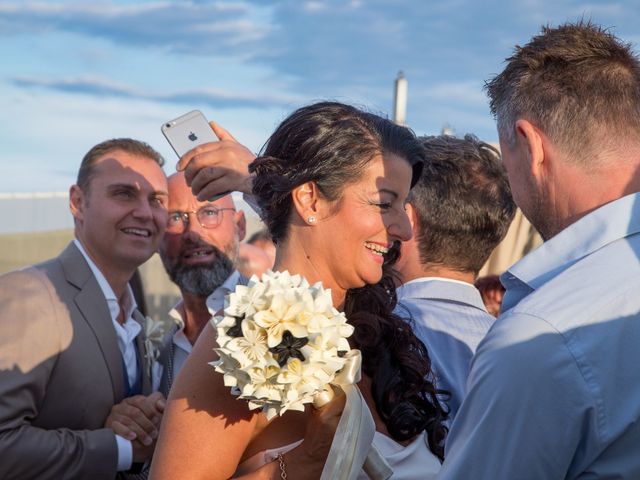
left=161, top=110, right=218, bottom=158
left=161, top=110, right=233, bottom=201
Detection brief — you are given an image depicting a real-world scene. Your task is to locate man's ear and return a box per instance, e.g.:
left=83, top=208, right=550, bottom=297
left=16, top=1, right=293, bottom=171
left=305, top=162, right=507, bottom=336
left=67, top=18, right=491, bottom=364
left=69, top=185, right=85, bottom=221
left=291, top=181, right=321, bottom=224
left=404, top=202, right=418, bottom=234
left=235, top=210, right=247, bottom=242
left=515, top=119, right=545, bottom=179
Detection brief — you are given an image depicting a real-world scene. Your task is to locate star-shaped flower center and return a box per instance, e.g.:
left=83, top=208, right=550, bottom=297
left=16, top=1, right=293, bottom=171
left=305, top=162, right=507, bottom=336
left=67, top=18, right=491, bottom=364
left=227, top=315, right=244, bottom=338
left=268, top=330, right=308, bottom=367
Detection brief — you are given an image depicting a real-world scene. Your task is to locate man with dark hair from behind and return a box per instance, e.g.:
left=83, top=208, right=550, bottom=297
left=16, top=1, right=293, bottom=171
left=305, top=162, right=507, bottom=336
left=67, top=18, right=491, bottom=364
left=439, top=21, right=640, bottom=479
left=0, top=138, right=169, bottom=479
left=395, top=134, right=516, bottom=421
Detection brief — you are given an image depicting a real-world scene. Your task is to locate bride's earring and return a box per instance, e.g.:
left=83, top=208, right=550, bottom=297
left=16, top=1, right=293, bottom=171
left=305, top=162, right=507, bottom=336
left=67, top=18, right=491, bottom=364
left=307, top=216, right=316, bottom=224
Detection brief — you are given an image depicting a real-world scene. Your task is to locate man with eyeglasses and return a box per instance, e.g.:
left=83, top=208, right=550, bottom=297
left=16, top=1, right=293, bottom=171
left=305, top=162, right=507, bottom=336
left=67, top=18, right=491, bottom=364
left=157, top=172, right=247, bottom=394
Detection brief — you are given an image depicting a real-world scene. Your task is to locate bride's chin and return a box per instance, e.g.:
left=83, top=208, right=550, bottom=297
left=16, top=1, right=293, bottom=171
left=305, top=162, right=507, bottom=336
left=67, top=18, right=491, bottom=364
left=357, top=273, right=383, bottom=289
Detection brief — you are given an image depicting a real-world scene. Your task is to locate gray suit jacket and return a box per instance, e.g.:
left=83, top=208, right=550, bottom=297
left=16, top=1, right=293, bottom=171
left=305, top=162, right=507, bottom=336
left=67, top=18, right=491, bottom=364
left=0, top=242, right=152, bottom=480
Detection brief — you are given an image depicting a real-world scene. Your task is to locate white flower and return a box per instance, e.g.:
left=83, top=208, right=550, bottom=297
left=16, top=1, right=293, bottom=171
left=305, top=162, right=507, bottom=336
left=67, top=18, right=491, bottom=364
left=210, top=269, right=357, bottom=420
left=225, top=321, right=269, bottom=367
left=143, top=315, right=178, bottom=361
left=224, top=281, right=269, bottom=319
left=253, top=294, right=309, bottom=348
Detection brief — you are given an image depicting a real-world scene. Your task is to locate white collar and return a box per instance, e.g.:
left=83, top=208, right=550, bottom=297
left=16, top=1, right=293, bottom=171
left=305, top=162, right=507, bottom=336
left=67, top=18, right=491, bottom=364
left=401, top=276, right=474, bottom=288
left=206, top=270, right=242, bottom=315
left=73, top=239, right=137, bottom=322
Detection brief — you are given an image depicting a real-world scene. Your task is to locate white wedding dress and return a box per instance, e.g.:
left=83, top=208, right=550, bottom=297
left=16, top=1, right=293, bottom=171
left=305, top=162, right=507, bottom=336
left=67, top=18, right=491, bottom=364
left=234, top=430, right=441, bottom=479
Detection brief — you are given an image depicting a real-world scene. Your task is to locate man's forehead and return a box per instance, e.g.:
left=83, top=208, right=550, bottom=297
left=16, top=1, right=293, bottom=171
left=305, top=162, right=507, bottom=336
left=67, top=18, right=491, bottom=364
left=92, top=153, right=166, bottom=187
left=168, top=183, right=234, bottom=210
left=94, top=151, right=158, bottom=170
left=171, top=197, right=235, bottom=213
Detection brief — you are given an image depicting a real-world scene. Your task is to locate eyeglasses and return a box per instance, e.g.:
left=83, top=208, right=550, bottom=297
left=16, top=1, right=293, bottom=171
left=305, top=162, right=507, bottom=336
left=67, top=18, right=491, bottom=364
left=166, top=206, right=236, bottom=233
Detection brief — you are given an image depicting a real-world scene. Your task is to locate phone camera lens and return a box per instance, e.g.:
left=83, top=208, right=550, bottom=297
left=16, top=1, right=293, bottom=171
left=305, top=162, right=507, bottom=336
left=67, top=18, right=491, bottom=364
left=165, top=123, right=171, bottom=128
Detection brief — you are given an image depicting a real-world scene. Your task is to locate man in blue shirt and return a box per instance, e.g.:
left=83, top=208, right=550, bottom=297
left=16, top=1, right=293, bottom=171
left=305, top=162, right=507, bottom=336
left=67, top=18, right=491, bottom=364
left=395, top=134, right=515, bottom=421
left=439, top=21, right=640, bottom=479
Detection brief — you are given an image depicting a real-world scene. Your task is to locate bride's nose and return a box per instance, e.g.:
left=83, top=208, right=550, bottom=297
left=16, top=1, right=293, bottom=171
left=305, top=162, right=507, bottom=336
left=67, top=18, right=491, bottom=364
left=388, top=210, right=412, bottom=242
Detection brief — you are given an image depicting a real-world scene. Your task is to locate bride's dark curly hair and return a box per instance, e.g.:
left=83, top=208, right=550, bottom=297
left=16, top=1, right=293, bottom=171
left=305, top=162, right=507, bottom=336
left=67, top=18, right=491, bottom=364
left=344, top=243, right=448, bottom=460
left=250, top=101, right=447, bottom=458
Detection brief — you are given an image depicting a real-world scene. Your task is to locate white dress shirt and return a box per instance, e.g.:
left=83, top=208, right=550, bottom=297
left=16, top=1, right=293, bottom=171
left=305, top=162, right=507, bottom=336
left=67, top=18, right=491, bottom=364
left=167, top=270, right=242, bottom=380
left=74, top=239, right=138, bottom=471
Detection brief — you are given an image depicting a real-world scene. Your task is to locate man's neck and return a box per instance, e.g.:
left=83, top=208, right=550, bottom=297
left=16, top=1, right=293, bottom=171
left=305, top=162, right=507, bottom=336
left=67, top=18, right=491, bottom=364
left=399, top=264, right=476, bottom=286
left=545, top=150, right=640, bottom=239
left=180, top=293, right=212, bottom=345
left=74, top=238, right=133, bottom=300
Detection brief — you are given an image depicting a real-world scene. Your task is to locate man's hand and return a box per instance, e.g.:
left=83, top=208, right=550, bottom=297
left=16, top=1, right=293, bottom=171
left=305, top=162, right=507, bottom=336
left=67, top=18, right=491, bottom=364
left=131, top=438, right=156, bottom=464
left=177, top=121, right=256, bottom=200
left=105, top=392, right=166, bottom=446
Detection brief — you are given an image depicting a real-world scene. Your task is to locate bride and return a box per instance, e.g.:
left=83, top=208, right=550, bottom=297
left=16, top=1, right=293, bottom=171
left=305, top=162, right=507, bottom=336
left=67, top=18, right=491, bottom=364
left=150, top=102, right=447, bottom=479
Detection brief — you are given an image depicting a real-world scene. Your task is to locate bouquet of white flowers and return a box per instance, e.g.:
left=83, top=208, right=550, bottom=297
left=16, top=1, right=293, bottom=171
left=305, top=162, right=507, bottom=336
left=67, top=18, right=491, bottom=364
left=210, top=270, right=355, bottom=420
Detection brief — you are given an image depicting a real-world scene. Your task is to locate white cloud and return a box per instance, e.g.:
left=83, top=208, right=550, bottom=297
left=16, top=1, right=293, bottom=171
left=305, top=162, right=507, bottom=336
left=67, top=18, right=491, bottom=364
left=0, top=82, right=283, bottom=192
left=11, top=74, right=305, bottom=109
left=303, top=1, right=326, bottom=13
left=0, top=1, right=273, bottom=54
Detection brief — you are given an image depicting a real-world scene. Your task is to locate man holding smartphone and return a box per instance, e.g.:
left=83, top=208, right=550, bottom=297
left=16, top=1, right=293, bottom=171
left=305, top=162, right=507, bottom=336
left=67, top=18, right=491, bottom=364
left=0, top=138, right=169, bottom=479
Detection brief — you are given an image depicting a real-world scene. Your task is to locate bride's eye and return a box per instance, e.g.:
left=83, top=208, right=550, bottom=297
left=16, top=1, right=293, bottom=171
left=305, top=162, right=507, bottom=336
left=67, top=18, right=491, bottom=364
left=371, top=201, right=392, bottom=211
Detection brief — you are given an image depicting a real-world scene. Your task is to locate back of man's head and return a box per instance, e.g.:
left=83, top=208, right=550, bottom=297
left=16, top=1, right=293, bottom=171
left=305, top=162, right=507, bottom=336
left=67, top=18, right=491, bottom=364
left=486, top=20, right=640, bottom=165
left=408, top=134, right=516, bottom=275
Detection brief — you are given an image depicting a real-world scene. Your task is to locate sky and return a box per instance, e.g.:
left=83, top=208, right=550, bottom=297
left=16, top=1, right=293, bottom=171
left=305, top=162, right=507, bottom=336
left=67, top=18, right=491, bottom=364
left=1, top=0, right=639, bottom=193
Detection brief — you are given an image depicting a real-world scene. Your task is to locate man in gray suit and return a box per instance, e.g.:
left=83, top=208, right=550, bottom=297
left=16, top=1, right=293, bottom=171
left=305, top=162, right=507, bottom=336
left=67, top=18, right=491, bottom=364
left=157, top=172, right=247, bottom=394
left=395, top=134, right=516, bottom=421
left=0, top=138, right=169, bottom=479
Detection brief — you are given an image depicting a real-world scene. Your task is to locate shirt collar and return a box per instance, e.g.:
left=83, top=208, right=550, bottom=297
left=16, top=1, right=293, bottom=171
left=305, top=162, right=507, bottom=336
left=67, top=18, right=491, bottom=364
left=397, top=276, right=487, bottom=313
left=74, top=239, right=137, bottom=322
left=402, top=276, right=475, bottom=288
left=206, top=270, right=241, bottom=315
left=501, top=193, right=640, bottom=310
left=168, top=300, right=186, bottom=330
left=167, top=301, right=191, bottom=351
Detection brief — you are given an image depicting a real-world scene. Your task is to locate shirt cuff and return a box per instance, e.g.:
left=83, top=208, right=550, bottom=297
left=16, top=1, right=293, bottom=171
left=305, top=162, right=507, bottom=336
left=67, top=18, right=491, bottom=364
left=115, top=434, right=133, bottom=471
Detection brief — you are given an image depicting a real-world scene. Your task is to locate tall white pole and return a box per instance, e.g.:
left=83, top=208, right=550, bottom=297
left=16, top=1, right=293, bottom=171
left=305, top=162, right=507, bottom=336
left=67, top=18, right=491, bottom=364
left=393, top=71, right=408, bottom=125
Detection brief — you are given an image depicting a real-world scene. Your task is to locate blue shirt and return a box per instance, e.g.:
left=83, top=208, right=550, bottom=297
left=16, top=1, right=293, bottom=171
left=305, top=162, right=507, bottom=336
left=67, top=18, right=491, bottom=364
left=439, top=193, right=640, bottom=479
left=396, top=278, right=495, bottom=421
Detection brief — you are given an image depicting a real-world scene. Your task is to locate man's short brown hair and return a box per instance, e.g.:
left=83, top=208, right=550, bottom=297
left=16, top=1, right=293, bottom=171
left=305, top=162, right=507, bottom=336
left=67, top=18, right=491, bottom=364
left=408, top=134, right=516, bottom=274
left=76, top=138, right=165, bottom=192
left=486, top=20, right=640, bottom=165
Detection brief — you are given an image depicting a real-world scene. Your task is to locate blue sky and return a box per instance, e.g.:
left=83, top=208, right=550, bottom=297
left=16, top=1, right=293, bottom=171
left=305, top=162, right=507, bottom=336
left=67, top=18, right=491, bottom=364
left=1, top=0, right=638, bottom=193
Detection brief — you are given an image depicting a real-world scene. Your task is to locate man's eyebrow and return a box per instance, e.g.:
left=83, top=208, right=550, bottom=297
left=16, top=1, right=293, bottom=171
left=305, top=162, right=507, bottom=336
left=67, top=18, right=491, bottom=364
left=107, top=184, right=168, bottom=197
left=106, top=183, right=137, bottom=191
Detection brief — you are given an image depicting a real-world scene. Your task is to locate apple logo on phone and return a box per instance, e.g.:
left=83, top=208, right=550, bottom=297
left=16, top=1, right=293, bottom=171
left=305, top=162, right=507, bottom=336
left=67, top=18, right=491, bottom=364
left=188, top=132, right=198, bottom=141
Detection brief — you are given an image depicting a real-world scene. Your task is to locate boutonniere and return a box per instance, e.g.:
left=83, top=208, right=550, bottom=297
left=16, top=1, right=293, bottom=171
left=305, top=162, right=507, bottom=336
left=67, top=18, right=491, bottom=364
left=143, top=315, right=180, bottom=375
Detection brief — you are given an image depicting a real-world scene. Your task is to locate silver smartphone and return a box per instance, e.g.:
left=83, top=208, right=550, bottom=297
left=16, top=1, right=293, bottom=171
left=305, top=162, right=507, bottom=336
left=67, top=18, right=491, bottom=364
left=161, top=110, right=231, bottom=201
left=161, top=110, right=218, bottom=158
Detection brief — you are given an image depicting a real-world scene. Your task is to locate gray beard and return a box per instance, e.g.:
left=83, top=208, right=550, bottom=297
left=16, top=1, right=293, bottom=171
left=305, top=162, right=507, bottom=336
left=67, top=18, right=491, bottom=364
left=168, top=254, right=234, bottom=297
